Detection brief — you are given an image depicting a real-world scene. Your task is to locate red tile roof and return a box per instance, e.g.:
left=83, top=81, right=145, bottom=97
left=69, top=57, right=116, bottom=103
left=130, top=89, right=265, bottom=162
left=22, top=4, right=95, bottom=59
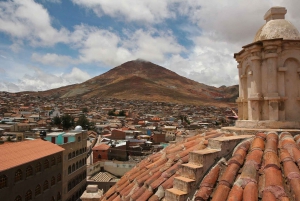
left=0, top=139, right=64, bottom=171
left=194, top=132, right=300, bottom=201
left=100, top=130, right=239, bottom=201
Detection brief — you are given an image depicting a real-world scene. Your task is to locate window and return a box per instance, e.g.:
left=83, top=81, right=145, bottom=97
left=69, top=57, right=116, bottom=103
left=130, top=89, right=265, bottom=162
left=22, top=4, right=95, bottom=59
left=72, top=151, right=75, bottom=158
left=51, top=157, right=56, bottom=166
left=57, top=174, right=61, bottom=182
left=0, top=175, right=7, bottom=189
left=35, top=162, right=41, bottom=173
left=78, top=137, right=81, bottom=142
left=68, top=182, right=71, bottom=191
left=57, top=155, right=62, bottom=163
left=72, top=164, right=75, bottom=172
left=25, top=190, right=32, bottom=201
left=44, top=159, right=49, bottom=169
left=15, top=169, right=22, bottom=182
left=68, top=166, right=71, bottom=174
left=76, top=162, right=78, bottom=169
left=68, top=153, right=71, bottom=160
left=26, top=166, right=33, bottom=178
left=15, top=195, right=22, bottom=201
left=51, top=176, right=55, bottom=186
left=76, top=150, right=79, bottom=156
left=35, top=185, right=41, bottom=196
left=43, top=180, right=49, bottom=191
left=57, top=192, right=61, bottom=201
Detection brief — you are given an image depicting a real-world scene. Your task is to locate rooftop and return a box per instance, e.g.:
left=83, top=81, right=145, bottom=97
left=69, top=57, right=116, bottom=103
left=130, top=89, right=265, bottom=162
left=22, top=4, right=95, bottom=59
left=0, top=139, right=64, bottom=171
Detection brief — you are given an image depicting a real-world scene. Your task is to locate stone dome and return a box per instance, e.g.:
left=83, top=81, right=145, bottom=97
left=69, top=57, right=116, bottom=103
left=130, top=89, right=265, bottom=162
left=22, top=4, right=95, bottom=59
left=254, top=7, right=300, bottom=42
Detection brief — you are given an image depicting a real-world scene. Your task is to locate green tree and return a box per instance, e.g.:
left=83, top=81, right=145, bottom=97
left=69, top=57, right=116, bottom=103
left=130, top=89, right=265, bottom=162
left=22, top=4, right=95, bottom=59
left=61, top=114, right=75, bottom=130
left=82, top=107, right=88, bottom=113
left=118, top=110, right=126, bottom=116
left=184, top=116, right=191, bottom=125
left=53, top=115, right=61, bottom=127
left=76, top=115, right=90, bottom=130
left=108, top=108, right=116, bottom=116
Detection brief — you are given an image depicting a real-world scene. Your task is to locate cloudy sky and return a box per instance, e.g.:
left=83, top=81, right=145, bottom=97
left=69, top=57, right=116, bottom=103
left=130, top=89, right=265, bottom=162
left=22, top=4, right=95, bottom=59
left=1, top=0, right=299, bottom=92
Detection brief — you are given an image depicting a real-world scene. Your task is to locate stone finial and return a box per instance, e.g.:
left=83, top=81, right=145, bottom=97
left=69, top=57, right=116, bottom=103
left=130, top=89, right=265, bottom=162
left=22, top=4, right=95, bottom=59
left=264, top=7, right=287, bottom=22
left=86, top=185, right=99, bottom=193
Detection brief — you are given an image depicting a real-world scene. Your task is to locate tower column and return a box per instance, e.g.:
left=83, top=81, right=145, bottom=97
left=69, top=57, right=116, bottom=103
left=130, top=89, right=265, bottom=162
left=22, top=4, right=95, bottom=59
left=263, top=41, right=281, bottom=121
left=236, top=62, right=244, bottom=120
left=249, top=46, right=262, bottom=120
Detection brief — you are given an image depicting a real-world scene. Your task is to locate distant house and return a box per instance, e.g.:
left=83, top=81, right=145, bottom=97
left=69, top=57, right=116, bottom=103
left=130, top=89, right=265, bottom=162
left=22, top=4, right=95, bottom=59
left=92, top=144, right=110, bottom=163
left=110, top=129, right=125, bottom=140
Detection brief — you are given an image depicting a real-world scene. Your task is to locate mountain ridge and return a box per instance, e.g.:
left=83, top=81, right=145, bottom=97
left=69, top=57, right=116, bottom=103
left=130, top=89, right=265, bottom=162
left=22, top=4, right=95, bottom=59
left=15, top=59, right=238, bottom=106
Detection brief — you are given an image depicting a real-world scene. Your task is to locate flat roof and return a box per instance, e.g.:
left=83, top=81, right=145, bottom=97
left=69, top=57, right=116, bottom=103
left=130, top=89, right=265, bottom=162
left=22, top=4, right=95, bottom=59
left=47, top=132, right=64, bottom=136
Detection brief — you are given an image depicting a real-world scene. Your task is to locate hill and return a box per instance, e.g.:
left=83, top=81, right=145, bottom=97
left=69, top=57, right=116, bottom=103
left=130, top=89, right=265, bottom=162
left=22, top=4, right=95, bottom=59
left=16, top=59, right=238, bottom=106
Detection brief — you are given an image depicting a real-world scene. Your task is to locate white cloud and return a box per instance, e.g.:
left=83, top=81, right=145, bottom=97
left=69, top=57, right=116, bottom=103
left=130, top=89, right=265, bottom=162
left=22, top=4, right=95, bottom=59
left=70, top=25, right=184, bottom=66
left=0, top=0, right=70, bottom=47
left=161, top=0, right=300, bottom=87
left=64, top=67, right=91, bottom=83
left=71, top=0, right=177, bottom=23
left=31, top=53, right=77, bottom=67
left=2, top=0, right=300, bottom=92
left=0, top=66, right=91, bottom=92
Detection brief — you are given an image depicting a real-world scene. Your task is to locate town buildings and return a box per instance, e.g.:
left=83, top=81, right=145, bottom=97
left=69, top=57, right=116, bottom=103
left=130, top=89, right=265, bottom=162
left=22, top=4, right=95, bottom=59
left=94, top=6, right=300, bottom=201
left=44, top=126, right=88, bottom=201
left=0, top=139, right=64, bottom=201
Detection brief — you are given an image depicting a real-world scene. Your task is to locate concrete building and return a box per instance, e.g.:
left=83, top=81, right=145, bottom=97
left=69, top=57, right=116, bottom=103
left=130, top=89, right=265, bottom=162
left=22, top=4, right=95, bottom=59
left=235, top=7, right=300, bottom=129
left=45, top=126, right=88, bottom=201
left=0, top=139, right=64, bottom=201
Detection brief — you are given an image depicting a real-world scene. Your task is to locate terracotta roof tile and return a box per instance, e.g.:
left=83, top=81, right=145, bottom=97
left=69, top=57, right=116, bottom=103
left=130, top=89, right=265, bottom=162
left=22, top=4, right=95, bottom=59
left=243, top=182, right=258, bottom=201
left=138, top=188, right=153, bottom=200
left=112, top=195, right=121, bottom=201
left=103, top=185, right=116, bottom=199
left=211, top=184, right=231, bottom=201
left=144, top=171, right=162, bottom=187
left=116, top=180, right=130, bottom=193
left=150, top=176, right=167, bottom=190
left=130, top=186, right=147, bottom=200
left=106, top=193, right=117, bottom=201
left=195, top=163, right=220, bottom=200
left=227, top=184, right=243, bottom=201
left=92, top=143, right=110, bottom=150
left=119, top=182, right=135, bottom=196
left=101, top=130, right=240, bottom=201
left=161, top=173, right=179, bottom=190
left=0, top=139, right=64, bottom=171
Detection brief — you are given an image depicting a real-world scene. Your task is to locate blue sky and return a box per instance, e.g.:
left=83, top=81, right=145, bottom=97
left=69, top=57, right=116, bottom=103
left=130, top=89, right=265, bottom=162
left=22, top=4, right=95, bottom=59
left=0, top=0, right=299, bottom=92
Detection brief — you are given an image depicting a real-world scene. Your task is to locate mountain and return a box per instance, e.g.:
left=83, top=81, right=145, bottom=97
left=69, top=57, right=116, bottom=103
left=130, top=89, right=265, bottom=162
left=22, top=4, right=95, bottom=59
left=18, top=59, right=238, bottom=105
